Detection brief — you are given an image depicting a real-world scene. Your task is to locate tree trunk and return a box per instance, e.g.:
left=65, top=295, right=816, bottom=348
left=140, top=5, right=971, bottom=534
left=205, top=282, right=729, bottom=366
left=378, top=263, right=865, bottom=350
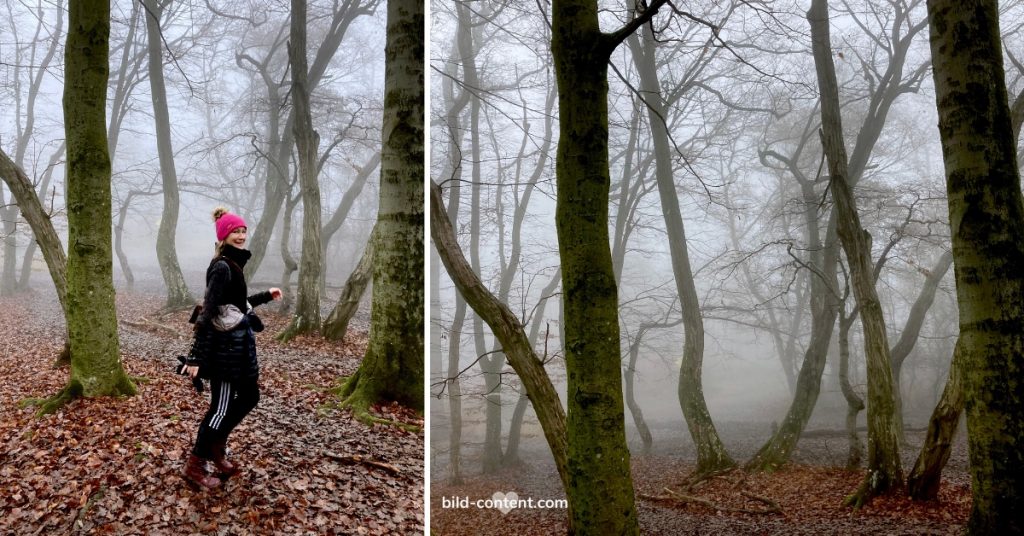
left=143, top=0, right=192, bottom=309
left=337, top=0, right=423, bottom=413
left=0, top=151, right=67, bottom=313
left=323, top=230, right=374, bottom=341
left=838, top=310, right=865, bottom=469
left=16, top=143, right=64, bottom=292
left=431, top=180, right=569, bottom=494
left=744, top=205, right=841, bottom=472
left=279, top=0, right=324, bottom=340
left=808, top=0, right=903, bottom=506
left=57, top=0, right=136, bottom=411
left=550, top=1, right=665, bottom=531
left=889, top=251, right=954, bottom=442
left=504, top=269, right=561, bottom=465
left=926, top=1, right=1024, bottom=531
left=245, top=1, right=379, bottom=280
left=278, top=186, right=300, bottom=314
left=321, top=150, right=378, bottom=291
left=625, top=332, right=654, bottom=455
left=907, top=341, right=963, bottom=501
left=630, top=26, right=735, bottom=475
left=437, top=38, right=470, bottom=484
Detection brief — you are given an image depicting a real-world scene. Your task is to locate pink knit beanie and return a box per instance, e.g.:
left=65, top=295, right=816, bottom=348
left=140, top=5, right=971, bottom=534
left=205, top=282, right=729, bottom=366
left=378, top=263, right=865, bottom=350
left=213, top=207, right=247, bottom=241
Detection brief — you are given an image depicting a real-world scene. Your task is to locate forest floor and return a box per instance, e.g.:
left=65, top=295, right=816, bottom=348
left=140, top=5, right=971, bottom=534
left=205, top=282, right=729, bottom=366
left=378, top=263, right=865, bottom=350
left=0, top=289, right=424, bottom=535
left=431, top=417, right=971, bottom=534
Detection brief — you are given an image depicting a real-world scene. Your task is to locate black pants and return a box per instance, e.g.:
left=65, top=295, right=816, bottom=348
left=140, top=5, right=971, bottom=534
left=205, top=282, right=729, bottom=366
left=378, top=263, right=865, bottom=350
left=192, top=377, right=260, bottom=458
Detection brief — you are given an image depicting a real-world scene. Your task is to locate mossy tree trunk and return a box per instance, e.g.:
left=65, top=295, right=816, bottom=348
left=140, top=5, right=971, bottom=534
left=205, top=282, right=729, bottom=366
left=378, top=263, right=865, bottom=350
left=907, top=341, right=963, bottom=501
left=143, top=0, right=192, bottom=309
left=337, top=0, right=423, bottom=413
left=59, top=0, right=136, bottom=409
left=279, top=0, right=324, bottom=341
left=926, top=1, right=1024, bottom=531
left=550, top=1, right=665, bottom=531
left=808, top=0, right=903, bottom=506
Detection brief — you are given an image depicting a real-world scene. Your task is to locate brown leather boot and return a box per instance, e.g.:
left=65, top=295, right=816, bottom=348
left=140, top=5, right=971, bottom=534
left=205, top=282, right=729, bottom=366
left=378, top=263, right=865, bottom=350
left=211, top=439, right=240, bottom=478
left=182, top=453, right=222, bottom=490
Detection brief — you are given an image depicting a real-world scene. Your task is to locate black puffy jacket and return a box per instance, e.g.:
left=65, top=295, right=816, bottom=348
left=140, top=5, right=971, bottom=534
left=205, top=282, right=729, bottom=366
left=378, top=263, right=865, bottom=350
left=189, top=245, right=272, bottom=381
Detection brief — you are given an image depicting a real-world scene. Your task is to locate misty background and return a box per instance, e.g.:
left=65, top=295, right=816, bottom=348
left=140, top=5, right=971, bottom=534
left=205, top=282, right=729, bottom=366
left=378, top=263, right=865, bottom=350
left=426, top=0, right=1021, bottom=480
left=2, top=0, right=386, bottom=304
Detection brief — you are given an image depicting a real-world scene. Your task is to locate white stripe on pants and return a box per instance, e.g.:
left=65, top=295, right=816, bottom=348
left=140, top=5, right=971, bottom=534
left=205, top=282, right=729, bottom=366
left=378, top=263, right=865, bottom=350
left=210, top=381, right=233, bottom=430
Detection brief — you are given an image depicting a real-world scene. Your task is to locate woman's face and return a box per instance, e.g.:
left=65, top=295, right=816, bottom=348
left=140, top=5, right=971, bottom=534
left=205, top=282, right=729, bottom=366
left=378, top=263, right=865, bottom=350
left=226, top=227, right=247, bottom=249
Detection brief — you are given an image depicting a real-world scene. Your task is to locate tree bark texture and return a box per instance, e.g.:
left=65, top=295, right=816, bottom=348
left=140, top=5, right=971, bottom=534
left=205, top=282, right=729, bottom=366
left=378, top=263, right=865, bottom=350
left=62, top=0, right=136, bottom=399
left=143, top=0, right=192, bottom=308
left=908, top=341, right=963, bottom=501
left=808, top=0, right=903, bottom=505
left=551, top=0, right=668, bottom=530
left=926, top=1, right=1024, bottom=532
left=339, top=0, right=423, bottom=412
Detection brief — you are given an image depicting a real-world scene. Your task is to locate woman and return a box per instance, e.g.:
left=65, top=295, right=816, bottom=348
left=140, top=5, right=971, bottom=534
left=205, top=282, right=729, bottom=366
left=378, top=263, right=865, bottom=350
left=182, top=207, right=282, bottom=489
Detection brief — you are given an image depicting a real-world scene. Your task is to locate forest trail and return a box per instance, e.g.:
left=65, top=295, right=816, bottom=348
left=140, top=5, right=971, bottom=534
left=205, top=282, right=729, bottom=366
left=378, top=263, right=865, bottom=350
left=0, top=290, right=424, bottom=535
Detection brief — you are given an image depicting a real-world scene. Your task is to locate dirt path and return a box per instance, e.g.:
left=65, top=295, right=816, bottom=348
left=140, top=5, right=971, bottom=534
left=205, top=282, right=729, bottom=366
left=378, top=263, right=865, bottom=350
left=0, top=291, right=424, bottom=535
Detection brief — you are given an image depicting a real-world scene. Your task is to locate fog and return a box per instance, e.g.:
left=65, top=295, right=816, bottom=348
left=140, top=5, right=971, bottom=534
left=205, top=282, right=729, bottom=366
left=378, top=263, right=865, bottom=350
left=2, top=0, right=387, bottom=302
left=427, top=0, right=990, bottom=483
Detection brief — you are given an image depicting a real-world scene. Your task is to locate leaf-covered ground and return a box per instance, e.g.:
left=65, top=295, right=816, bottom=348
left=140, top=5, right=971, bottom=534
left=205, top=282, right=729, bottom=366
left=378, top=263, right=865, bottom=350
left=432, top=420, right=971, bottom=534
left=0, top=290, right=424, bottom=535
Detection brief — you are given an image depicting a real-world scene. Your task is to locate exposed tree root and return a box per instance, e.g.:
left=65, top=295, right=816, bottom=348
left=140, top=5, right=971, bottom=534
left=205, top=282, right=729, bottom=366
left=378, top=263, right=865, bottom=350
left=843, top=469, right=900, bottom=509
left=682, top=467, right=738, bottom=492
left=326, top=375, right=421, bottom=432
left=276, top=316, right=320, bottom=343
left=640, top=486, right=783, bottom=515
left=323, top=451, right=401, bottom=476
left=21, top=382, right=82, bottom=417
